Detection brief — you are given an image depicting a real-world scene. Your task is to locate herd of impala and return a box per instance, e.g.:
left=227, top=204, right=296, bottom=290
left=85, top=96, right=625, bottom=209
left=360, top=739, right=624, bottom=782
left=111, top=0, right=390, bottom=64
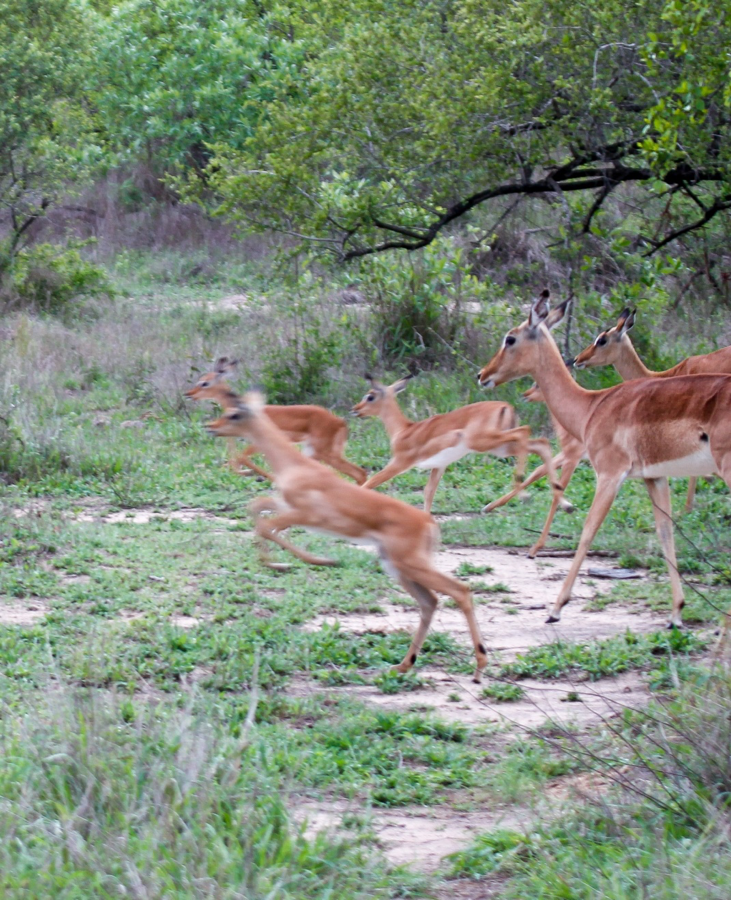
left=186, top=290, right=731, bottom=682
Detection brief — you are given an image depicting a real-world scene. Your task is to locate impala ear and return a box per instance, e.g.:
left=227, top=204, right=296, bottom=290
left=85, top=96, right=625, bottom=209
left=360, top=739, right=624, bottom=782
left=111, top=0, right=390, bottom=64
left=528, top=289, right=551, bottom=328
left=617, top=308, right=636, bottom=336
left=214, top=356, right=238, bottom=375
left=392, top=373, right=416, bottom=394
left=544, top=298, right=570, bottom=331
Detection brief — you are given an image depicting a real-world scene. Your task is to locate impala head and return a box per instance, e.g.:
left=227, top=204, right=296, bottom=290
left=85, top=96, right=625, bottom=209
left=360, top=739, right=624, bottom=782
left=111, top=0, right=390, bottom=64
left=185, top=356, right=239, bottom=400
left=477, top=290, right=570, bottom=387
left=206, top=390, right=265, bottom=438
left=522, top=382, right=544, bottom=404
left=574, top=308, right=636, bottom=369
left=351, top=372, right=415, bottom=417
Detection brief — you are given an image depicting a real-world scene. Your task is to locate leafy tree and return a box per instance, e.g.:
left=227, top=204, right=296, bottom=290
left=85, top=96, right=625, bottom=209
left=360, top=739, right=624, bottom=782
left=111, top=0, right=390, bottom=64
left=93, top=0, right=307, bottom=176
left=0, top=0, right=99, bottom=276
left=198, top=0, right=731, bottom=262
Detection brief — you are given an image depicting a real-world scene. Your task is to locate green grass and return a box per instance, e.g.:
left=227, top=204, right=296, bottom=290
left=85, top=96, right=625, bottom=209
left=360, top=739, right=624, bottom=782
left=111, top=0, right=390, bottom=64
left=500, top=630, right=708, bottom=682
left=1, top=279, right=730, bottom=896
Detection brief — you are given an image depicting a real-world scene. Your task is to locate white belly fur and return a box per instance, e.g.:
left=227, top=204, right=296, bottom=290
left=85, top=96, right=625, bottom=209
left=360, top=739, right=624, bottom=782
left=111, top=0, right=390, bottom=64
left=416, top=440, right=470, bottom=470
left=641, top=445, right=717, bottom=479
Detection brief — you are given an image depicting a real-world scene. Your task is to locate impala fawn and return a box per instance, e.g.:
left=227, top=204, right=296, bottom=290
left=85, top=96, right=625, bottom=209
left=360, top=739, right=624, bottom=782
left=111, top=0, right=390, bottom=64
left=185, top=357, right=366, bottom=484
left=206, top=392, right=489, bottom=680
left=352, top=374, right=561, bottom=514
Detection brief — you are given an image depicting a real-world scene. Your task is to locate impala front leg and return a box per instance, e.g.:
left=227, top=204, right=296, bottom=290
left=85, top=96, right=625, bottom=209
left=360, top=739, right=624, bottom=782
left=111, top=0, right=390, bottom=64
left=547, top=473, right=622, bottom=623
left=249, top=497, right=338, bottom=569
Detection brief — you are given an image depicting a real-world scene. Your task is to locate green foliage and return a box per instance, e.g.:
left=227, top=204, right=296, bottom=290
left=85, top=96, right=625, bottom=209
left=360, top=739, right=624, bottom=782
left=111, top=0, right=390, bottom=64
left=502, top=629, right=708, bottom=681
left=199, top=0, right=731, bottom=265
left=447, top=829, right=530, bottom=879
left=6, top=242, right=112, bottom=313
left=0, top=0, right=100, bottom=269
left=93, top=0, right=305, bottom=172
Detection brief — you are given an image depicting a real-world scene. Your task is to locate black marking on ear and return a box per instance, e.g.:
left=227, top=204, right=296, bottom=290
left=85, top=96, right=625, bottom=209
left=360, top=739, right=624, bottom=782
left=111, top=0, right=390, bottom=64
left=478, top=643, right=486, bottom=655
left=410, top=653, right=417, bottom=664
left=700, top=432, right=709, bottom=442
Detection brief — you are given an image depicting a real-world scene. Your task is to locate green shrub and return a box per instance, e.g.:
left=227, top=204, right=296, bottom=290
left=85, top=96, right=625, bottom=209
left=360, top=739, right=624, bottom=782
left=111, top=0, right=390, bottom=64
left=5, top=242, right=112, bottom=314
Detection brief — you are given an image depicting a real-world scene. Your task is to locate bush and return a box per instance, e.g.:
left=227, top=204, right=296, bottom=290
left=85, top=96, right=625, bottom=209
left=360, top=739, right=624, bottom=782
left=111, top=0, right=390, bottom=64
left=3, top=242, right=112, bottom=314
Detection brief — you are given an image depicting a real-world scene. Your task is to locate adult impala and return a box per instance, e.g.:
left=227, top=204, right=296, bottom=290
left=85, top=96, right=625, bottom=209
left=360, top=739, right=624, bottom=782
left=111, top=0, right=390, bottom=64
left=352, top=374, right=561, bottom=513
left=478, top=290, right=731, bottom=628
left=206, top=391, right=489, bottom=681
left=574, top=308, right=731, bottom=510
left=185, top=357, right=366, bottom=484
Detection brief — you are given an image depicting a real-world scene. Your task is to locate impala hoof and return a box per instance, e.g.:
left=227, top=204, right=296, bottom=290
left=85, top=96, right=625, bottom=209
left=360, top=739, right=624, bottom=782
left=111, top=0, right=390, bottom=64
left=666, top=621, right=683, bottom=631
left=545, top=614, right=560, bottom=624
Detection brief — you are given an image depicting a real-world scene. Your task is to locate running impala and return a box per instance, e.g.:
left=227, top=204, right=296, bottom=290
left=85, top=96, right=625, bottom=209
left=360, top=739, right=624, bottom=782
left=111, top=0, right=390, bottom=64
left=478, top=290, right=731, bottom=628
left=352, top=374, right=561, bottom=514
left=206, top=391, right=489, bottom=681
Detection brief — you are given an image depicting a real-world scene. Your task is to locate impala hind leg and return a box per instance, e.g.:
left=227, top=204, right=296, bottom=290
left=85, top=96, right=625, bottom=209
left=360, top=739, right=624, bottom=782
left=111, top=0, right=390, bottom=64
left=644, top=477, right=684, bottom=628
left=423, top=467, right=446, bottom=513
left=547, top=473, right=623, bottom=623
left=528, top=455, right=581, bottom=558
left=684, top=477, right=698, bottom=513
left=394, top=577, right=439, bottom=674
left=399, top=562, right=487, bottom=681
left=319, top=429, right=368, bottom=484
left=249, top=497, right=338, bottom=569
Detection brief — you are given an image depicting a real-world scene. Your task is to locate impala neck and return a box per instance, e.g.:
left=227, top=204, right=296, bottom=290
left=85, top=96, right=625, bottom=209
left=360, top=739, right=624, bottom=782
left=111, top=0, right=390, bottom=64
left=241, top=413, right=303, bottom=478
left=614, top=339, right=654, bottom=380
left=377, top=396, right=412, bottom=441
left=532, top=328, right=595, bottom=438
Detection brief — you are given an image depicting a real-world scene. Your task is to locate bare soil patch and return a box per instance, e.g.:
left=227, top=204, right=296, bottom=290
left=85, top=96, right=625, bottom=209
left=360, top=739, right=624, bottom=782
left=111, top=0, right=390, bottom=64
left=294, top=795, right=531, bottom=873
left=299, top=544, right=666, bottom=729
left=72, top=507, right=244, bottom=527
left=0, top=598, right=49, bottom=625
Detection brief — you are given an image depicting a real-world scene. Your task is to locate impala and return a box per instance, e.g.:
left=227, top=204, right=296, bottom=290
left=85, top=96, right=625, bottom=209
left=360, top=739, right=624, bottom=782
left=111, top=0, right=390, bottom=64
left=185, top=357, right=366, bottom=484
left=485, top=380, right=587, bottom=557
left=352, top=374, right=561, bottom=514
left=206, top=391, right=489, bottom=681
left=478, top=290, right=731, bottom=628
left=574, top=308, right=731, bottom=511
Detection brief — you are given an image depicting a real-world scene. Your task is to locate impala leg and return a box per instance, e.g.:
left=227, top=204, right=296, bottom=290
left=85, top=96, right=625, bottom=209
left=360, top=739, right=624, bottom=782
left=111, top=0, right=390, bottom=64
left=318, top=452, right=368, bottom=485
left=394, top=577, right=439, bottom=674
left=483, top=460, right=549, bottom=513
left=528, top=456, right=581, bottom=558
left=249, top=498, right=338, bottom=569
left=685, top=477, right=697, bottom=513
left=323, top=429, right=368, bottom=484
left=644, top=477, right=684, bottom=628
left=423, top=467, right=446, bottom=513
left=231, top=443, right=272, bottom=480
left=547, top=474, right=623, bottom=623
left=399, top=563, right=488, bottom=681
left=362, top=459, right=410, bottom=492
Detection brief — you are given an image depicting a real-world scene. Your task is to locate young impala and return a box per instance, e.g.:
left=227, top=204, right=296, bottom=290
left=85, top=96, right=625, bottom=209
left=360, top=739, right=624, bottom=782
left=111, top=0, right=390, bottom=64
left=478, top=290, right=731, bottom=628
left=485, top=379, right=587, bottom=557
left=185, top=357, right=366, bottom=484
left=206, top=391, right=489, bottom=681
left=351, top=374, right=561, bottom=514
left=574, top=309, right=731, bottom=511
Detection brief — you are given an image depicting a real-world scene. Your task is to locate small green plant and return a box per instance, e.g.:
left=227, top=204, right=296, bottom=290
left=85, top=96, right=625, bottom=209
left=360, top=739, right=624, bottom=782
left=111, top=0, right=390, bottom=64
left=447, top=829, right=531, bottom=878
left=456, top=561, right=494, bottom=577
left=481, top=682, right=525, bottom=703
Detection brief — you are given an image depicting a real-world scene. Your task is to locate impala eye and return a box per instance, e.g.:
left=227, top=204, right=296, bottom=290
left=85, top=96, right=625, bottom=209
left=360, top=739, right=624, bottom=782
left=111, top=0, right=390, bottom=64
left=596, top=336, right=607, bottom=347
left=200, top=380, right=210, bottom=387
left=505, top=335, right=516, bottom=347
left=366, top=393, right=376, bottom=402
